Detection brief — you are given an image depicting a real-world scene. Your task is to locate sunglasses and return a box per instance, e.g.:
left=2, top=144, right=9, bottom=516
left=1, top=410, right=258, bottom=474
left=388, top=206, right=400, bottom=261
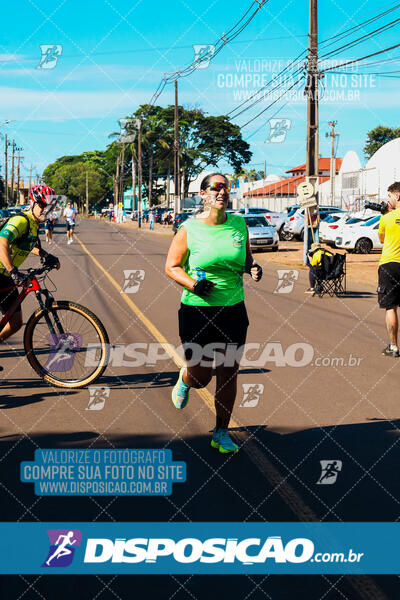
left=208, top=182, right=229, bottom=193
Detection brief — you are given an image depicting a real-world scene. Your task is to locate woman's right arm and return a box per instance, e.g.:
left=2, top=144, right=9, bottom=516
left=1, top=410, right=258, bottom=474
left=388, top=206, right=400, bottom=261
left=165, top=226, right=196, bottom=291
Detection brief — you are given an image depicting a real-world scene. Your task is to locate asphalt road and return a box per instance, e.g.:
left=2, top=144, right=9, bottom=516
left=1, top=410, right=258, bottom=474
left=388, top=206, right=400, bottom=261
left=0, top=218, right=399, bottom=600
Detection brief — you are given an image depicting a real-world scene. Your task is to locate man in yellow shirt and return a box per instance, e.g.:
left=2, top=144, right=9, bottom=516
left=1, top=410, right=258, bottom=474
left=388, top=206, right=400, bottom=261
left=378, top=182, right=400, bottom=357
left=305, top=242, right=333, bottom=294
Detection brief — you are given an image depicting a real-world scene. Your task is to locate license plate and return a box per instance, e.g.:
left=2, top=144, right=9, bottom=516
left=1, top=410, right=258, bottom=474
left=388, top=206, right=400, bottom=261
left=253, top=239, right=272, bottom=245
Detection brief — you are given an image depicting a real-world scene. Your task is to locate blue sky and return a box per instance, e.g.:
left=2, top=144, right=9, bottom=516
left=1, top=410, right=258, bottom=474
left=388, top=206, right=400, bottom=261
left=0, top=0, right=399, bottom=181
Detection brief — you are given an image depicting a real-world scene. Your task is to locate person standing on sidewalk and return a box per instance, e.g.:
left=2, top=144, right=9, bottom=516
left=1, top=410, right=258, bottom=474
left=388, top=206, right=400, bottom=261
left=149, top=210, right=154, bottom=231
left=378, top=182, right=400, bottom=357
left=165, top=172, right=262, bottom=454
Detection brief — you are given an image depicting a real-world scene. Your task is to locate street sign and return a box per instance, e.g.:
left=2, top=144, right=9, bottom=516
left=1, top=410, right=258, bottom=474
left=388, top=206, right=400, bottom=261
left=297, top=181, right=315, bottom=200
left=299, top=196, right=318, bottom=209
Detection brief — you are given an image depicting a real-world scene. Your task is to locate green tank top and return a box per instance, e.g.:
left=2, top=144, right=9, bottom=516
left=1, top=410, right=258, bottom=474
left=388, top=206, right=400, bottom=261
left=181, top=213, right=247, bottom=307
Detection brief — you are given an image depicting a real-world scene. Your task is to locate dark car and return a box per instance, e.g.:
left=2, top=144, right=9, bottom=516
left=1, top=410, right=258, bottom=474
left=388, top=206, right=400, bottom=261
left=172, top=212, right=190, bottom=234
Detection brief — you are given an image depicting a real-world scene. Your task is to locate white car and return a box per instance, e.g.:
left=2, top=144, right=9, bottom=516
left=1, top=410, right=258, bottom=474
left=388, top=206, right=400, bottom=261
left=236, top=208, right=286, bottom=238
left=240, top=215, right=279, bottom=251
left=335, top=215, right=382, bottom=253
left=283, top=206, right=345, bottom=240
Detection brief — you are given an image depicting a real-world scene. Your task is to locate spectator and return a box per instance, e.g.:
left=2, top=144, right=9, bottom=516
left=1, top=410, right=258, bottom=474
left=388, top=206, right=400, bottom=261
left=378, top=182, right=400, bottom=357
left=305, top=242, right=333, bottom=294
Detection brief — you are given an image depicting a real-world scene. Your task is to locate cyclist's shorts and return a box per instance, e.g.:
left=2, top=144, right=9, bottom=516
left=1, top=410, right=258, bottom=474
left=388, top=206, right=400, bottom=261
left=378, top=262, right=400, bottom=309
left=0, top=274, right=20, bottom=314
left=66, top=220, right=75, bottom=231
left=178, top=301, right=249, bottom=364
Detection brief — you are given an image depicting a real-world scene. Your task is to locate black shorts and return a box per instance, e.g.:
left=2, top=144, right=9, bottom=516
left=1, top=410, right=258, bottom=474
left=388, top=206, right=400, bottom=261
left=178, top=301, right=249, bottom=363
left=0, top=274, right=20, bottom=314
left=378, top=262, right=400, bottom=309
left=66, top=221, right=75, bottom=231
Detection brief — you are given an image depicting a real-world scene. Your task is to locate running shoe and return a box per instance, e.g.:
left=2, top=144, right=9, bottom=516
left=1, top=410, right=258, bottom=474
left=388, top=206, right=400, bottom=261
left=382, top=345, right=399, bottom=357
left=171, top=366, right=190, bottom=409
left=211, top=428, right=238, bottom=454
left=304, top=288, right=315, bottom=294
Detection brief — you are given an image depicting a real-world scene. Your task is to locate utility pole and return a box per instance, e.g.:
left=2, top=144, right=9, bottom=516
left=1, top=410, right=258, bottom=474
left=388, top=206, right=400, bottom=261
left=303, top=0, right=319, bottom=264
left=10, top=140, right=15, bottom=205
left=4, top=135, right=8, bottom=205
left=326, top=120, right=339, bottom=206
left=131, top=155, right=136, bottom=212
left=115, top=154, right=120, bottom=206
left=137, top=119, right=142, bottom=228
left=16, top=149, right=24, bottom=204
left=119, top=144, right=125, bottom=216
left=85, top=170, right=89, bottom=216
left=174, top=79, right=180, bottom=214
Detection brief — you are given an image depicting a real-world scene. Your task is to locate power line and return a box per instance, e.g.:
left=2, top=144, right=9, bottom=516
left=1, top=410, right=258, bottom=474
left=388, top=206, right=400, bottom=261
left=322, top=41, right=400, bottom=73
left=149, top=0, right=270, bottom=105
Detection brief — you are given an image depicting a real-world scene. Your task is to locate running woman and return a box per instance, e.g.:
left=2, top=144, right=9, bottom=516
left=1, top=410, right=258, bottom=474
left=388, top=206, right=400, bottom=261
left=44, top=215, right=54, bottom=244
left=165, top=173, right=262, bottom=454
left=63, top=202, right=77, bottom=244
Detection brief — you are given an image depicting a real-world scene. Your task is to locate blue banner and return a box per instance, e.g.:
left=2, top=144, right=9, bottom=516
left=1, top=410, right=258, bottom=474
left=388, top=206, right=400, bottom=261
left=0, top=523, right=398, bottom=574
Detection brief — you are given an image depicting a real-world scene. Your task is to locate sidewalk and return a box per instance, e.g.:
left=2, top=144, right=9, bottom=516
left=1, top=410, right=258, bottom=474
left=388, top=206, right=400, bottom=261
left=102, top=218, right=379, bottom=290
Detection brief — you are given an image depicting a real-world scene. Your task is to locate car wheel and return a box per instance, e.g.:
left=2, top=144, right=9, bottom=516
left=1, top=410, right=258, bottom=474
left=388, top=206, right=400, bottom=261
left=354, top=238, right=373, bottom=254
left=300, top=229, right=304, bottom=241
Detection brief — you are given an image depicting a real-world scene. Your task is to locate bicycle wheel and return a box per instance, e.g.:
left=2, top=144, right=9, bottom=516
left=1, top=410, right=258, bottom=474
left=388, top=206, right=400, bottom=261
left=24, top=301, right=109, bottom=389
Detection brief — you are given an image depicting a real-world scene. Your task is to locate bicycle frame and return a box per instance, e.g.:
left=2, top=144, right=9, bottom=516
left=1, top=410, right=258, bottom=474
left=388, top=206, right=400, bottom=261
left=0, top=275, right=64, bottom=337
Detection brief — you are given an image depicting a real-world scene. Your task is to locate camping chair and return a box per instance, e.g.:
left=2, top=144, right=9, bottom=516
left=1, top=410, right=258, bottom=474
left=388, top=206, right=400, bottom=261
left=313, top=253, right=346, bottom=297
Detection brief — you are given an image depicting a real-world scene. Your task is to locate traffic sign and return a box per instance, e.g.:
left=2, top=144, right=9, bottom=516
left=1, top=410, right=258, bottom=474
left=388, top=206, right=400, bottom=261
left=297, top=181, right=315, bottom=200
left=299, top=196, right=317, bottom=209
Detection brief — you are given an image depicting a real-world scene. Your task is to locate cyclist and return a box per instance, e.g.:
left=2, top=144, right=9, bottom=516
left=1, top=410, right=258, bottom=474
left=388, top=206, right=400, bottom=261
left=0, top=185, right=60, bottom=355
left=63, top=202, right=77, bottom=244
left=165, top=173, right=262, bottom=454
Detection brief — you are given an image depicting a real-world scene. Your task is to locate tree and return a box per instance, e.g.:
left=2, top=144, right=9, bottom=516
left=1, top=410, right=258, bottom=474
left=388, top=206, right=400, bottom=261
left=364, top=126, right=400, bottom=158
left=48, top=162, right=106, bottom=210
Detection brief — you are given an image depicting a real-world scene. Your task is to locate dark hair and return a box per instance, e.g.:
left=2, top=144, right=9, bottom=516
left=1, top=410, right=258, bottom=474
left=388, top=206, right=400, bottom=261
left=200, top=172, right=229, bottom=191
left=388, top=182, right=400, bottom=196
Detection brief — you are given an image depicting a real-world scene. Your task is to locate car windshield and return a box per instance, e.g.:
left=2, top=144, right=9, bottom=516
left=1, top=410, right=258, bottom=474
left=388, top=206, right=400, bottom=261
left=245, top=217, right=269, bottom=228
left=362, top=215, right=380, bottom=226
left=287, top=207, right=299, bottom=217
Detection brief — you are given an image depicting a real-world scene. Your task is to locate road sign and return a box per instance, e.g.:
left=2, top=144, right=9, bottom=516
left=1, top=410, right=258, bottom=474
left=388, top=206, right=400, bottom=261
left=297, top=181, right=315, bottom=200
left=299, top=196, right=317, bottom=209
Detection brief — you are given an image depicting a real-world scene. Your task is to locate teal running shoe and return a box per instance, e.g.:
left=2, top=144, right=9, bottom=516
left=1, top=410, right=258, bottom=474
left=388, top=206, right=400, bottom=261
left=211, top=428, right=239, bottom=454
left=171, top=366, right=190, bottom=409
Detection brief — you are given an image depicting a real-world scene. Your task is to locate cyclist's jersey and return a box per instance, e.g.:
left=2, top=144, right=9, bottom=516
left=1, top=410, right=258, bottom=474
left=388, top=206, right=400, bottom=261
left=0, top=211, right=38, bottom=277
left=378, top=208, right=400, bottom=265
left=181, top=213, right=247, bottom=307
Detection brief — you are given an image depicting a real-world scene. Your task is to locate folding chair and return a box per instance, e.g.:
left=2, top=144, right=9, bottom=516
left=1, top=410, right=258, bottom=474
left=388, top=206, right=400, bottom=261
left=313, top=253, right=346, bottom=297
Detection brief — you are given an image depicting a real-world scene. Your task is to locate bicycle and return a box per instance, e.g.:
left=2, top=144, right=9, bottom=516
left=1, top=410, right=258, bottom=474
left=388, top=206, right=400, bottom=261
left=0, top=263, right=109, bottom=389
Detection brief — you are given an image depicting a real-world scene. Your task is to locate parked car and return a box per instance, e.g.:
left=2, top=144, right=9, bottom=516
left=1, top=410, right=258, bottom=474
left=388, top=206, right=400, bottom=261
left=319, top=213, right=350, bottom=244
left=172, top=212, right=190, bottom=234
left=240, top=215, right=279, bottom=251
left=236, top=207, right=287, bottom=239
left=335, top=215, right=382, bottom=253
left=0, top=208, right=11, bottom=220
left=282, top=206, right=345, bottom=240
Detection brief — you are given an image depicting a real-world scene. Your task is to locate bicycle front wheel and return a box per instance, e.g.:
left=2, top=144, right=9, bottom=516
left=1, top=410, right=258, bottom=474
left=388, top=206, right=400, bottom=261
left=24, top=301, right=110, bottom=389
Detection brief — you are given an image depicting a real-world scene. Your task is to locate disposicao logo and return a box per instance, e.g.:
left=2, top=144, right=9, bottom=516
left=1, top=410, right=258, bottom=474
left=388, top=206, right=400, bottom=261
left=42, top=529, right=82, bottom=567
left=83, top=536, right=314, bottom=564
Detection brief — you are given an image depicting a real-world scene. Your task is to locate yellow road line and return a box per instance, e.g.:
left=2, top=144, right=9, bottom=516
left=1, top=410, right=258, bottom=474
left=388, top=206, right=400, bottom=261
left=75, top=233, right=387, bottom=600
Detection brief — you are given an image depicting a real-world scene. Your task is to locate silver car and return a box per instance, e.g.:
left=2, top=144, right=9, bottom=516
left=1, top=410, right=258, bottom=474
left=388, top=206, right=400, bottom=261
left=241, top=215, right=279, bottom=251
